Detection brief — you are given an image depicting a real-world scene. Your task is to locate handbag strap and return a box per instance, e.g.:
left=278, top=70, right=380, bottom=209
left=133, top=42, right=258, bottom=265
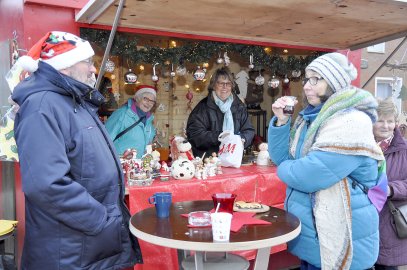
left=387, top=200, right=398, bottom=214
left=113, top=117, right=144, bottom=142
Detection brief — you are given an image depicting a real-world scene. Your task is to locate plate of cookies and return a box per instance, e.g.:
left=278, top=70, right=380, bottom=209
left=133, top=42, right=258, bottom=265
left=233, top=201, right=270, bottom=213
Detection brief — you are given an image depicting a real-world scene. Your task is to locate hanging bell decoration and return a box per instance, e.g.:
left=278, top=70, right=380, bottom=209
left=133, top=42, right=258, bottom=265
left=104, top=59, right=115, bottom=73
left=176, top=65, right=187, bottom=76
left=216, top=53, right=224, bottom=64
left=124, top=69, right=137, bottom=84
left=224, top=52, right=230, bottom=66
left=255, top=71, right=265, bottom=86
left=152, top=63, right=159, bottom=82
left=283, top=75, right=290, bottom=84
left=291, top=69, right=301, bottom=78
left=268, top=76, right=280, bottom=88
left=170, top=64, right=176, bottom=77
left=193, top=66, right=206, bottom=81
left=248, top=54, right=254, bottom=70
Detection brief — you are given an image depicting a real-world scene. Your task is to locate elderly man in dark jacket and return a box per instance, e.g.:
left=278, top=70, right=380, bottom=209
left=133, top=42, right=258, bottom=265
left=186, top=67, right=255, bottom=158
left=11, top=31, right=142, bottom=270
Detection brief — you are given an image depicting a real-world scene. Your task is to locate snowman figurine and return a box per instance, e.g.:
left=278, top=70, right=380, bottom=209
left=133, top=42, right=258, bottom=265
left=256, top=143, right=271, bottom=166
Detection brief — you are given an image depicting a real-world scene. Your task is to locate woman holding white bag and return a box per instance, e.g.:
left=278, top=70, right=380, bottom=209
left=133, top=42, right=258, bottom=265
left=186, top=67, right=254, bottom=159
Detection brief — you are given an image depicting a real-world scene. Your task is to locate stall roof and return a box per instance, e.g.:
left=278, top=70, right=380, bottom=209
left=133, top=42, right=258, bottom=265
left=76, top=0, right=407, bottom=51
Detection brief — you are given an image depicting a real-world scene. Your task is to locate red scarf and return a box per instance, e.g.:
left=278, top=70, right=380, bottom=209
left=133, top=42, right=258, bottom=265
left=378, top=135, right=393, bottom=152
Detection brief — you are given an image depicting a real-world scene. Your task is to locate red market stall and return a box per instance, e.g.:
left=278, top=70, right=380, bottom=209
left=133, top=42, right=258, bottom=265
left=1, top=0, right=407, bottom=269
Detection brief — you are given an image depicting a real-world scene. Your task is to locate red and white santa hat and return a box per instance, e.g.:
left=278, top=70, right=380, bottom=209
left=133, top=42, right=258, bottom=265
left=17, top=31, right=94, bottom=72
left=134, top=85, right=157, bottom=98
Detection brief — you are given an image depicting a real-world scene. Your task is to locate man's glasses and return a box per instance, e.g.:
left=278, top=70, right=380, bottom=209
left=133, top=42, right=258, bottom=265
left=216, top=81, right=232, bottom=88
left=81, top=58, right=94, bottom=66
left=143, top=96, right=156, bottom=105
left=302, top=77, right=324, bottom=86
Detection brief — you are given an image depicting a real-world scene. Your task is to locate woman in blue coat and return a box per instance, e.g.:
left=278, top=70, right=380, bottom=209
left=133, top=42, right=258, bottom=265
left=268, top=53, right=384, bottom=270
left=106, top=85, right=156, bottom=158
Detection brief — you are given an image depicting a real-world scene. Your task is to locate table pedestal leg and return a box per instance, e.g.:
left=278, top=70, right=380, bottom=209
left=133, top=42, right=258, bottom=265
left=194, top=251, right=204, bottom=270
left=253, top=247, right=271, bottom=270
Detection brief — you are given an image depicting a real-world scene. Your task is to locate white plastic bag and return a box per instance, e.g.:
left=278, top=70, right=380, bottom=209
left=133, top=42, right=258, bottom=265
left=218, top=131, right=244, bottom=168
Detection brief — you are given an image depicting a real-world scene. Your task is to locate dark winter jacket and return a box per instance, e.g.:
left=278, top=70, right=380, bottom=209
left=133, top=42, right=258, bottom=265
left=377, top=127, right=407, bottom=266
left=12, top=61, right=142, bottom=270
left=186, top=93, right=255, bottom=157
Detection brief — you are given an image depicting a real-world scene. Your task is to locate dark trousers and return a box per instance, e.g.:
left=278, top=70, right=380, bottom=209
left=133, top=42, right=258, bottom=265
left=300, top=260, right=376, bottom=270
left=300, top=260, right=320, bottom=270
left=375, top=264, right=398, bottom=270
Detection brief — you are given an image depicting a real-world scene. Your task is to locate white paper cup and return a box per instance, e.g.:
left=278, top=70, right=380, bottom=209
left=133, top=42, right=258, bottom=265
left=211, top=212, right=233, bottom=242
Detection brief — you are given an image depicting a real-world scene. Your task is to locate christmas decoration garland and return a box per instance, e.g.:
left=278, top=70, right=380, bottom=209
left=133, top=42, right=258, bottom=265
left=80, top=28, right=323, bottom=77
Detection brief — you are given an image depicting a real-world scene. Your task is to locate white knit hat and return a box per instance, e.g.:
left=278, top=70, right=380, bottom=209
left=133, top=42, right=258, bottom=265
left=17, top=31, right=94, bottom=72
left=134, top=85, right=157, bottom=98
left=306, top=52, right=357, bottom=92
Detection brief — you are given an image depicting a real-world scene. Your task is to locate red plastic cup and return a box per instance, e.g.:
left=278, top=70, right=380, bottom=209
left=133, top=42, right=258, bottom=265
left=211, top=193, right=237, bottom=214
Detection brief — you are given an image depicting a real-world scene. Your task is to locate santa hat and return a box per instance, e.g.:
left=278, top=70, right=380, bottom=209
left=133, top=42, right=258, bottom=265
left=134, top=85, right=157, bottom=98
left=306, top=52, right=357, bottom=92
left=17, top=31, right=94, bottom=72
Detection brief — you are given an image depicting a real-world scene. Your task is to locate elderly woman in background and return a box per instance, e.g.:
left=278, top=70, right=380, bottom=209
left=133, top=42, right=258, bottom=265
left=106, top=85, right=156, bottom=158
left=374, top=98, right=407, bottom=270
left=268, top=52, right=384, bottom=270
left=186, top=67, right=255, bottom=158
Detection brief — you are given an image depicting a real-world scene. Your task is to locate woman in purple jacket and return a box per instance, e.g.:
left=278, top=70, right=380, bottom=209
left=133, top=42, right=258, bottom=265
left=374, top=98, right=407, bottom=270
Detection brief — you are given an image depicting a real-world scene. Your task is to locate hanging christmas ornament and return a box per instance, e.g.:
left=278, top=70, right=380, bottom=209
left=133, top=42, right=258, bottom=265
left=170, top=64, right=176, bottom=77
left=282, top=79, right=291, bottom=96
left=216, top=53, right=224, bottom=64
left=186, top=89, right=194, bottom=112
left=268, top=76, right=280, bottom=88
left=224, top=52, right=230, bottom=66
left=176, top=65, right=187, bottom=76
left=104, top=59, right=115, bottom=73
left=193, top=66, right=206, bottom=81
left=124, top=69, right=137, bottom=84
left=248, top=54, right=254, bottom=69
left=255, top=71, right=265, bottom=86
left=283, top=75, right=290, bottom=84
left=291, top=70, right=301, bottom=78
left=152, top=63, right=159, bottom=82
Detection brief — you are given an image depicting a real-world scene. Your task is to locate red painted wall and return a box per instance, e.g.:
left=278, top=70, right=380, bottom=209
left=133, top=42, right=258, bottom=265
left=23, top=3, right=81, bottom=50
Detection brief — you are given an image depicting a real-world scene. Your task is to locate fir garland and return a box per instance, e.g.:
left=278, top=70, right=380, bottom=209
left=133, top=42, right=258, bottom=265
left=80, top=28, right=323, bottom=77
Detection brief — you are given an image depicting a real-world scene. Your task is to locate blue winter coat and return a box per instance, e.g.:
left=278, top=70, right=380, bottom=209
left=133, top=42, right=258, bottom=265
left=105, top=99, right=156, bottom=158
left=268, top=108, right=379, bottom=269
left=12, top=62, right=142, bottom=270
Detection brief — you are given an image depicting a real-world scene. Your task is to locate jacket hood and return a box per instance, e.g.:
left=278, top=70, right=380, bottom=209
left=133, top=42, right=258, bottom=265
left=12, top=61, right=104, bottom=109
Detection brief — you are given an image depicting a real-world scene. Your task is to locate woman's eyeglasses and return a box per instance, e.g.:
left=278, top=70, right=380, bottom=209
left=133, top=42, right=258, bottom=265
left=216, top=81, right=232, bottom=88
left=143, top=96, right=156, bottom=105
left=302, top=77, right=324, bottom=86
